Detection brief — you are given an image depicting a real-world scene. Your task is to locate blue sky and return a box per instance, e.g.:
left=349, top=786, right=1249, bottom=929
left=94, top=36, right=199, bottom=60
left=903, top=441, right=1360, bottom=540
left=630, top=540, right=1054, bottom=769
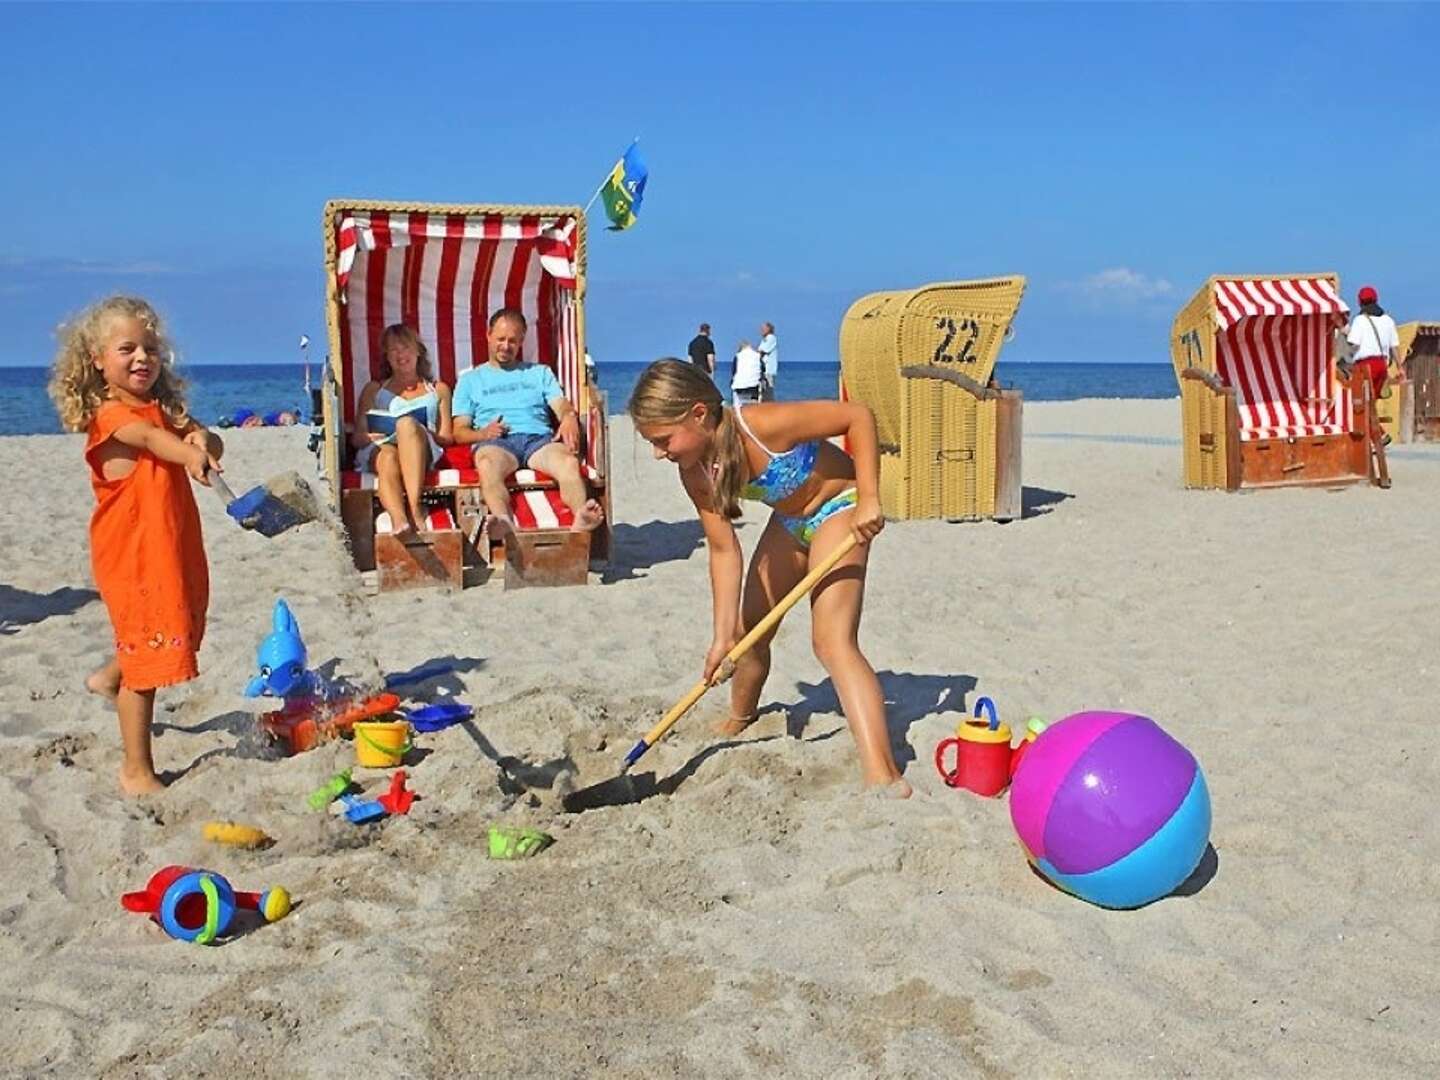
left=2, top=2, right=1436, bottom=370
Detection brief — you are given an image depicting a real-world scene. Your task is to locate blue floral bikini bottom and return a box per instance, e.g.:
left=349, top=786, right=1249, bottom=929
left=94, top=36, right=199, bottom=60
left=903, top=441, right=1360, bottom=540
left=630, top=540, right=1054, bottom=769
left=773, top=488, right=858, bottom=549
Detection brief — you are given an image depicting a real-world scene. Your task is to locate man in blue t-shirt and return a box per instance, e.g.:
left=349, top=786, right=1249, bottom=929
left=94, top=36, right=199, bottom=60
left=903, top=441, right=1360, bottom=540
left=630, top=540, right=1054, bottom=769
left=452, top=308, right=603, bottom=533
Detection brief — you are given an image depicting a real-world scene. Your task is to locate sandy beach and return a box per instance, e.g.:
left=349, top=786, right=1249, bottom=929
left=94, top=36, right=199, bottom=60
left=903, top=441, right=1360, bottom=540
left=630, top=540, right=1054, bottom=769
left=3, top=399, right=1438, bottom=1078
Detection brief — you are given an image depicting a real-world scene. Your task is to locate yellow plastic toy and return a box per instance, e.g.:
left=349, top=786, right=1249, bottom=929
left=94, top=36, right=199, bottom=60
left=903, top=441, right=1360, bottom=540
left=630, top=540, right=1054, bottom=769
left=201, top=821, right=274, bottom=850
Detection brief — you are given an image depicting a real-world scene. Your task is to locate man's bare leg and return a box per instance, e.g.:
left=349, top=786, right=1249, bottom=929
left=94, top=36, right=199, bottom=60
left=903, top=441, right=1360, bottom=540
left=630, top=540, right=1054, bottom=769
left=528, top=442, right=604, bottom=532
left=473, top=446, right=521, bottom=546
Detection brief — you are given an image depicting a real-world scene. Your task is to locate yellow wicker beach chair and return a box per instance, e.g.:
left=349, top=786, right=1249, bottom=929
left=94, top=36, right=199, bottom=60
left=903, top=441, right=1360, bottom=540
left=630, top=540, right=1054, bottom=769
left=1170, top=274, right=1372, bottom=490
left=319, top=200, right=609, bottom=590
left=838, top=278, right=1026, bottom=521
left=1396, top=322, right=1440, bottom=441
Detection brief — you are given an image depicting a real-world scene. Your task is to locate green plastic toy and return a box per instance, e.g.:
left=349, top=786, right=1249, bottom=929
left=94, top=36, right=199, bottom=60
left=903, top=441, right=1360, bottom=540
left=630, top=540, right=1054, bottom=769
left=487, top=826, right=554, bottom=860
left=308, top=769, right=353, bottom=811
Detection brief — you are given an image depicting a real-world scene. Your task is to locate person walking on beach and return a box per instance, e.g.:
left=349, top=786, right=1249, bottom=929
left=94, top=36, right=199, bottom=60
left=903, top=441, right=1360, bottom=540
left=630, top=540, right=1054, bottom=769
left=49, top=296, right=223, bottom=796
left=731, top=340, right=764, bottom=403
left=687, top=322, right=716, bottom=377
left=757, top=321, right=779, bottom=401
left=1346, top=284, right=1400, bottom=487
left=628, top=359, right=909, bottom=797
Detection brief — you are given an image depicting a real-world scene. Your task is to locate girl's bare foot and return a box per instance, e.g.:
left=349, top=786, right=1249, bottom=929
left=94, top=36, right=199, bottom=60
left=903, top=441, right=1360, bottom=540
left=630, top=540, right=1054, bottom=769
left=713, top=711, right=758, bottom=738
left=862, top=773, right=913, bottom=798
left=86, top=664, right=120, bottom=703
left=119, top=764, right=167, bottom=797
left=571, top=499, right=605, bottom=533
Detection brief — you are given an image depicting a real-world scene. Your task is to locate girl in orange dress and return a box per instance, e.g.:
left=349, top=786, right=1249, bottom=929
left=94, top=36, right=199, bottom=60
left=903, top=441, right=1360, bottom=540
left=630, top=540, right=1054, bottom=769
left=49, top=297, right=223, bottom=795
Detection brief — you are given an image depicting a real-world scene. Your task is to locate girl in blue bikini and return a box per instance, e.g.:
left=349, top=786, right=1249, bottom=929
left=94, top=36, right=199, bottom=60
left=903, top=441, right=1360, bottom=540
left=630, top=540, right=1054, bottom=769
left=628, top=359, right=909, bottom=795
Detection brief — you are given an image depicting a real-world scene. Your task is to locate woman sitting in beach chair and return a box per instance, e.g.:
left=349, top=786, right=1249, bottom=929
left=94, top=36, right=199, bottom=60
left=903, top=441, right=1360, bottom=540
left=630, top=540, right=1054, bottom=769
left=351, top=324, right=453, bottom=541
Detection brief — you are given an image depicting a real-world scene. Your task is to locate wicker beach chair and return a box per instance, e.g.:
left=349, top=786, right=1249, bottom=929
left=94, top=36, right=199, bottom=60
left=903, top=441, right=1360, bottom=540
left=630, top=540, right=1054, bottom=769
left=319, top=200, right=610, bottom=590
left=838, top=278, right=1026, bottom=521
left=1170, top=274, right=1374, bottom=490
left=1395, top=322, right=1440, bottom=441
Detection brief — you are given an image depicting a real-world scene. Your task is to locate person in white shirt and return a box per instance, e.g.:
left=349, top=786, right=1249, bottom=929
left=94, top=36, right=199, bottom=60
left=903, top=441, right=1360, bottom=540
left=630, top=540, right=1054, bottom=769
left=1346, top=285, right=1400, bottom=392
left=731, top=341, right=763, bottom=402
left=1345, top=284, right=1400, bottom=485
left=757, top=322, right=778, bottom=401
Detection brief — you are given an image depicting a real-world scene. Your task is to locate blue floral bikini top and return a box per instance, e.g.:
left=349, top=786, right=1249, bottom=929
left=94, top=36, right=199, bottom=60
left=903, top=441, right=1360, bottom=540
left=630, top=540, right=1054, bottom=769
left=734, top=403, right=820, bottom=506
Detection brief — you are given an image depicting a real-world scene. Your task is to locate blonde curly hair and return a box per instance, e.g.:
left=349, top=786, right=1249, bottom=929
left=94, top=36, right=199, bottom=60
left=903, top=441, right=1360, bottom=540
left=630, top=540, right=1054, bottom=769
left=49, top=296, right=189, bottom=432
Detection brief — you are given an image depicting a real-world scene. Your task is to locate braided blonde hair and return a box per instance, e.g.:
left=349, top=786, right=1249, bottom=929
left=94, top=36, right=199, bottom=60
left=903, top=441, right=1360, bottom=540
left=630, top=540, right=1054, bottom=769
left=48, top=296, right=189, bottom=432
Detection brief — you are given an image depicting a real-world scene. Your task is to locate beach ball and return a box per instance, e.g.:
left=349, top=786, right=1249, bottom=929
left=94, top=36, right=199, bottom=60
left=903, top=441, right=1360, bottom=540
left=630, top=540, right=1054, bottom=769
left=1009, top=711, right=1211, bottom=909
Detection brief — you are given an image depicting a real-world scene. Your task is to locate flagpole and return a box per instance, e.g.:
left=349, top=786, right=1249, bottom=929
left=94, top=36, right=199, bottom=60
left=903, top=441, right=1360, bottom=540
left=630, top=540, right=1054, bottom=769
left=583, top=136, right=640, bottom=215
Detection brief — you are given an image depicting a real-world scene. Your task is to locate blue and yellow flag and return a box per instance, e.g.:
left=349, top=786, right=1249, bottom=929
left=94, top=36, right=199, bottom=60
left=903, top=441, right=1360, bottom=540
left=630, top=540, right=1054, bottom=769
left=600, top=142, right=648, bottom=231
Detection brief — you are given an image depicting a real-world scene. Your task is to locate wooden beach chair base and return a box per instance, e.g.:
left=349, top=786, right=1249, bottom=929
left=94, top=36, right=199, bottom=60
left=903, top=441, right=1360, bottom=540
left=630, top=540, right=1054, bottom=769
left=1237, top=434, right=1370, bottom=489
left=375, top=509, right=464, bottom=592
left=501, top=529, right=592, bottom=590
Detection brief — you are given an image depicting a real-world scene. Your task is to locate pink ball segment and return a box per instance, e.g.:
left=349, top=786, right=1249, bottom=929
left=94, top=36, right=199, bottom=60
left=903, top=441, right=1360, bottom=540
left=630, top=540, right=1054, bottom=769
left=1009, top=711, right=1211, bottom=909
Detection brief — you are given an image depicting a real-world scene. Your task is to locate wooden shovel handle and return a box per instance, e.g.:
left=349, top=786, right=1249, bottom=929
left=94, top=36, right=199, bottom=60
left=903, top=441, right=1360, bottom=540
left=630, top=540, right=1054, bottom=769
left=636, top=532, right=861, bottom=754
left=206, top=469, right=237, bottom=506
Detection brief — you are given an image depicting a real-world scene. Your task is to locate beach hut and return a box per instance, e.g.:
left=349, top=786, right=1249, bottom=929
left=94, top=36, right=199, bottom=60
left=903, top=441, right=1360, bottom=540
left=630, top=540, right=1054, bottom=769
left=1170, top=274, right=1374, bottom=490
left=1397, top=322, right=1440, bottom=441
left=319, top=200, right=610, bottom=590
left=838, top=277, right=1026, bottom=522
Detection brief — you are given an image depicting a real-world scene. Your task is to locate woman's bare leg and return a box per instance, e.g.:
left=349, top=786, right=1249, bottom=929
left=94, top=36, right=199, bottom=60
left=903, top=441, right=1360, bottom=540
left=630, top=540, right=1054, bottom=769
left=395, top=418, right=429, bottom=526
left=719, top=517, right=806, bottom=735
left=807, top=513, right=909, bottom=794
left=372, top=447, right=414, bottom=539
left=117, top=685, right=164, bottom=796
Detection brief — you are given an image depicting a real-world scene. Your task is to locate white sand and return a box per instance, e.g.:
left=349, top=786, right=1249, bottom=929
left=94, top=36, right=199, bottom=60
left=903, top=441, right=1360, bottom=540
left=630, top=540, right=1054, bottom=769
left=2, top=400, right=1437, bottom=1078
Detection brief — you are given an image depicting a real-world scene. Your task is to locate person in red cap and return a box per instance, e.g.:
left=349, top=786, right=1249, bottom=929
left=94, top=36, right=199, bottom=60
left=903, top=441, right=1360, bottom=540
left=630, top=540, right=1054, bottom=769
left=1345, top=284, right=1400, bottom=485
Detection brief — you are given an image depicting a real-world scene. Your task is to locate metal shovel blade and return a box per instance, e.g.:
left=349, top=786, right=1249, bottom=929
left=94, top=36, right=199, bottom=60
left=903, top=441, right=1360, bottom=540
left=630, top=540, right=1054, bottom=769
left=561, top=770, right=658, bottom=814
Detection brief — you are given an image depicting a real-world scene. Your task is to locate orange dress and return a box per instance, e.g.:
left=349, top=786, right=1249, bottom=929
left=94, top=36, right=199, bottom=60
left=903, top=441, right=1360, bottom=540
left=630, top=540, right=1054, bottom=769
left=85, top=400, right=209, bottom=691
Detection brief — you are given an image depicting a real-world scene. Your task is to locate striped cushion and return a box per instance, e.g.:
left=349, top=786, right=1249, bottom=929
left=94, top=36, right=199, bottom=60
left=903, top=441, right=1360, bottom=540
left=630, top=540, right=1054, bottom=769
left=514, top=488, right=574, bottom=529
left=339, top=464, right=601, bottom=492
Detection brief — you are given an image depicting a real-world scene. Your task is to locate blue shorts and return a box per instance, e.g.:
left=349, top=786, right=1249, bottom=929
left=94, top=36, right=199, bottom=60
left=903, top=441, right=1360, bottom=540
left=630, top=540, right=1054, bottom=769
left=474, top=431, right=554, bottom=467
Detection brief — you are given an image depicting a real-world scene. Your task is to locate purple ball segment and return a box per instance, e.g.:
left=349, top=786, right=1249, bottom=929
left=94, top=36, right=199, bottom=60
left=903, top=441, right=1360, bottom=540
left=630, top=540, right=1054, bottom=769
left=1009, top=711, right=1211, bottom=909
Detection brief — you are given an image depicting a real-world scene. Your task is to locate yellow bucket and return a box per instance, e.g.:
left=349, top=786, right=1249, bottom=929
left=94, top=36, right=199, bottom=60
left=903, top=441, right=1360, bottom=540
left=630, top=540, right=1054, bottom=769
left=353, top=720, right=411, bottom=768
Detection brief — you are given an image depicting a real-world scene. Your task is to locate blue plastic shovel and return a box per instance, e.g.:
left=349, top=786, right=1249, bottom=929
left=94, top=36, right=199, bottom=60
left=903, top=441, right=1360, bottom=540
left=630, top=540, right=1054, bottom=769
left=208, top=471, right=319, bottom=538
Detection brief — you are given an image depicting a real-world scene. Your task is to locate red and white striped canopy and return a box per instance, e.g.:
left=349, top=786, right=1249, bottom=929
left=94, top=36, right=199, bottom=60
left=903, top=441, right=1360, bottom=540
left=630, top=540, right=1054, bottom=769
left=1211, top=278, right=1348, bottom=331
left=330, top=208, right=582, bottom=427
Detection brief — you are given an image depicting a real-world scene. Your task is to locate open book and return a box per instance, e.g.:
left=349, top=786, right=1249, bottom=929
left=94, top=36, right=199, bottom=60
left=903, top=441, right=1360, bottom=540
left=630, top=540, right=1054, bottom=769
left=366, top=404, right=429, bottom=439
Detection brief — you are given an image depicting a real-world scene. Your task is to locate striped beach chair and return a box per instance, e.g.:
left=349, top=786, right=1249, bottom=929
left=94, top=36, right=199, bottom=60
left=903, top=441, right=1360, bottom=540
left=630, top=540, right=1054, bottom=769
left=319, top=200, right=610, bottom=588
left=1171, top=274, right=1373, bottom=490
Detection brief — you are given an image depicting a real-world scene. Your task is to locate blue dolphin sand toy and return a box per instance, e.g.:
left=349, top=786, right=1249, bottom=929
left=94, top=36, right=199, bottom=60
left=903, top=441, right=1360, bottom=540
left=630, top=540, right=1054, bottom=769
left=208, top=470, right=319, bottom=538
left=245, top=599, right=321, bottom=699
